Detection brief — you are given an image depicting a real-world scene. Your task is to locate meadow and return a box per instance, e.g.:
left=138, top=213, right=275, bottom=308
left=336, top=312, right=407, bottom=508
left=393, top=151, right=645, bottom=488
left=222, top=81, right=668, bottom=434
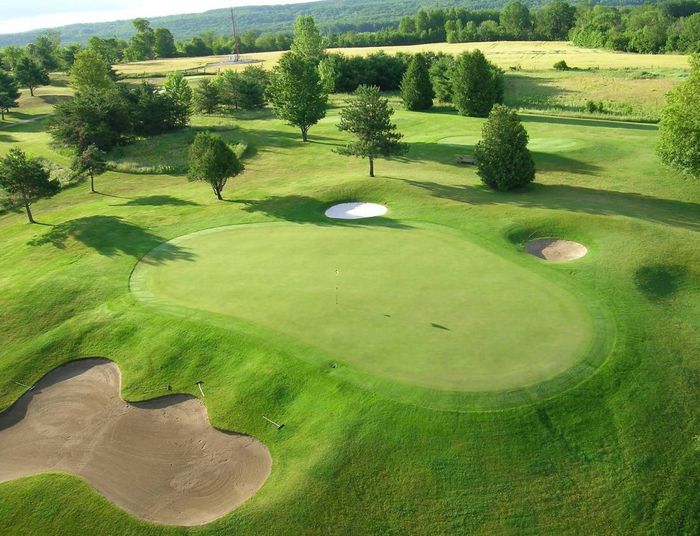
left=0, top=54, right=698, bottom=534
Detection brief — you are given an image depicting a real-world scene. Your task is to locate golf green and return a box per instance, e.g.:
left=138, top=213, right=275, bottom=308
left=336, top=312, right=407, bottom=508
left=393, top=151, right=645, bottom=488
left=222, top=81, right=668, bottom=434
left=131, top=223, right=600, bottom=394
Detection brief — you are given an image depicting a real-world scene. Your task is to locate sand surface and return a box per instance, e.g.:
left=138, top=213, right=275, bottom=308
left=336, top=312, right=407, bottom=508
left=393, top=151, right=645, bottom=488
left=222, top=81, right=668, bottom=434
left=325, top=202, right=388, bottom=219
left=525, top=238, right=588, bottom=261
left=0, top=359, right=271, bottom=526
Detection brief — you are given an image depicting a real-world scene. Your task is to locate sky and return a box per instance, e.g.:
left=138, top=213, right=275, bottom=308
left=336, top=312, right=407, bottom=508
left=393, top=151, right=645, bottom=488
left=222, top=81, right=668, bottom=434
left=0, top=0, right=318, bottom=34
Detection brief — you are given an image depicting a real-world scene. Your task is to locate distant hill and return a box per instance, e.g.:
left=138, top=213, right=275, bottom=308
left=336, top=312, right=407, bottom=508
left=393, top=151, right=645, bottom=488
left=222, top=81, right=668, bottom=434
left=0, top=0, right=655, bottom=47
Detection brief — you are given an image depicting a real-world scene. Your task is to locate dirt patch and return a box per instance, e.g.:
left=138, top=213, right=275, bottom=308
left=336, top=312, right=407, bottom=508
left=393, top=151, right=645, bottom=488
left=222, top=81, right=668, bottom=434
left=0, top=359, right=271, bottom=526
left=525, top=238, right=588, bottom=261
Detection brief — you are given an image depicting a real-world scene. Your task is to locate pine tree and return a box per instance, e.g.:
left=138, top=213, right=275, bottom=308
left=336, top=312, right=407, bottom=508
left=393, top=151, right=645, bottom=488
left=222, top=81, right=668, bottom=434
left=474, top=104, right=535, bottom=191
left=194, top=79, right=219, bottom=114
left=400, top=53, right=434, bottom=111
left=336, top=85, right=408, bottom=177
left=0, top=70, right=21, bottom=120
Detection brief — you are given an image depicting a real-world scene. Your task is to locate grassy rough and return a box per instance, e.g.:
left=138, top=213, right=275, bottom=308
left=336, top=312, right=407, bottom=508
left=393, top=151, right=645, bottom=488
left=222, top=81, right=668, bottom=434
left=0, top=75, right=698, bottom=535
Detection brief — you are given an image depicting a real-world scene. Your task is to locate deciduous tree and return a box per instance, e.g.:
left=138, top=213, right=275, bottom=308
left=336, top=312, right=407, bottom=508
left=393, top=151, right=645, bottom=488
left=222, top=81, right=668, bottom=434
left=188, top=132, right=244, bottom=200
left=657, top=54, right=700, bottom=178
left=163, top=71, right=192, bottom=127
left=0, top=70, right=20, bottom=120
left=336, top=85, right=408, bottom=177
left=291, top=16, right=324, bottom=64
left=13, top=56, right=50, bottom=97
left=69, top=49, right=115, bottom=94
left=268, top=52, right=328, bottom=142
left=0, top=148, right=60, bottom=223
left=71, top=144, right=107, bottom=193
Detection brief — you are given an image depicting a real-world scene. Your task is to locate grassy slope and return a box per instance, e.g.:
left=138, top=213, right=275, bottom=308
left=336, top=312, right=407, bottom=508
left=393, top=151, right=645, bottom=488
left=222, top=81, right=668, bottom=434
left=0, top=83, right=698, bottom=534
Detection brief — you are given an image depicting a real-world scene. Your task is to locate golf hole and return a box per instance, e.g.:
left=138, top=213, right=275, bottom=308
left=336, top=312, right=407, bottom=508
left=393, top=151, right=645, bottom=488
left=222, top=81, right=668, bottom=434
left=325, top=202, right=388, bottom=220
left=525, top=238, right=588, bottom=261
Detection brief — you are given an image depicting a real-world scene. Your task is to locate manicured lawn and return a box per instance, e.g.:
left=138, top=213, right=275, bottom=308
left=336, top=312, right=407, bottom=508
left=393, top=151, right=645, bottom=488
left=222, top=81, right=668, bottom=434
left=0, top=77, right=698, bottom=535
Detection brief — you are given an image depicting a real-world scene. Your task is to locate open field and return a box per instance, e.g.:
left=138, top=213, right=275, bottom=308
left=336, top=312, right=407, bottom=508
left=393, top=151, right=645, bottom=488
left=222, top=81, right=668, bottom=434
left=1, top=55, right=699, bottom=534
left=114, top=41, right=691, bottom=77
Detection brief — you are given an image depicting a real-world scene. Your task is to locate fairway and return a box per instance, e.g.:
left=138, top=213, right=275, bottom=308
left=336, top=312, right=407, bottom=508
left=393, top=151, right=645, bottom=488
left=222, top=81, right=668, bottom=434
left=131, top=223, right=598, bottom=394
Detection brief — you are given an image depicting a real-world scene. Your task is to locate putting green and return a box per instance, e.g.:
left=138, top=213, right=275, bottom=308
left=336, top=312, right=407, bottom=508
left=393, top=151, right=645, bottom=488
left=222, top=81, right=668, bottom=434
left=131, top=223, right=600, bottom=394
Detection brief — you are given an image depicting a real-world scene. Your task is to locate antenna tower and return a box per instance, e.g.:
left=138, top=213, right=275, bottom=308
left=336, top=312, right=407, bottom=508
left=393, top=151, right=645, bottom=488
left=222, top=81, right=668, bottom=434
left=230, top=7, right=241, bottom=62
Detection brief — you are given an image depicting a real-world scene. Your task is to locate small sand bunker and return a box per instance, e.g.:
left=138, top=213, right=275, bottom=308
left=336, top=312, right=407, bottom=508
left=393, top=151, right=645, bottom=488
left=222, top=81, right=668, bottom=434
left=0, top=359, right=271, bottom=526
left=525, top=238, right=588, bottom=261
left=325, top=202, right=388, bottom=220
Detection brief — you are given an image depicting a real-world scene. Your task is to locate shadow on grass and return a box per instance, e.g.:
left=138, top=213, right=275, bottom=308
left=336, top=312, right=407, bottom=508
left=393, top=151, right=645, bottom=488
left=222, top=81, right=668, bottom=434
left=519, top=114, right=658, bottom=131
left=120, top=195, right=199, bottom=207
left=27, top=215, right=196, bottom=263
left=39, top=94, right=71, bottom=106
left=634, top=264, right=688, bottom=300
left=236, top=195, right=413, bottom=229
left=401, top=180, right=700, bottom=232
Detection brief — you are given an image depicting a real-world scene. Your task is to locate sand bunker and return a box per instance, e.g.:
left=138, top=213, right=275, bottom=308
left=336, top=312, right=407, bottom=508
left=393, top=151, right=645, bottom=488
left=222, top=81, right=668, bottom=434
left=0, top=359, right=271, bottom=526
left=325, top=202, right=388, bottom=219
left=525, top=238, right=588, bottom=261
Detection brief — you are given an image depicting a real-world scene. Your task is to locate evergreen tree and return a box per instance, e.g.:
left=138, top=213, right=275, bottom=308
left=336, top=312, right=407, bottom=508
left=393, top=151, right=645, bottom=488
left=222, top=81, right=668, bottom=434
left=268, top=52, right=328, bottom=142
left=163, top=71, right=192, bottom=127
left=452, top=50, right=503, bottom=117
left=0, top=70, right=20, bottom=120
left=291, top=16, right=325, bottom=64
left=13, top=56, right=50, bottom=97
left=657, top=54, right=700, bottom=178
left=429, top=55, right=455, bottom=103
left=336, top=85, right=408, bottom=177
left=188, top=132, right=244, bottom=200
left=0, top=148, right=60, bottom=223
left=71, top=144, right=107, bottom=193
left=474, top=104, right=535, bottom=191
left=194, top=78, right=219, bottom=114
left=400, top=53, right=434, bottom=111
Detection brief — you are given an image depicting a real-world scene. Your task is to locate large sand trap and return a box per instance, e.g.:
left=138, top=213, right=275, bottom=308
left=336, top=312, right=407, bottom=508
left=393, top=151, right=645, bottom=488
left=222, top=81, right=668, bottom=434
left=325, top=202, right=388, bottom=219
left=0, top=359, right=271, bottom=526
left=525, top=238, right=588, bottom=261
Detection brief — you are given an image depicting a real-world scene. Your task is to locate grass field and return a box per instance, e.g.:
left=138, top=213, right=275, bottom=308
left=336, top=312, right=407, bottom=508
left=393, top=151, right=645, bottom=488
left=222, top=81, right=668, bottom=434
left=114, top=41, right=691, bottom=77
left=0, top=58, right=699, bottom=534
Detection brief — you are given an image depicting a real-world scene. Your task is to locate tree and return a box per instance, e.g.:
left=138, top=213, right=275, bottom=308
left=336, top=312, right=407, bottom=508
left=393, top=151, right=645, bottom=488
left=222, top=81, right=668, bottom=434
left=49, top=89, right=131, bottom=151
left=188, top=132, right=244, bottom=200
left=71, top=144, right=107, bottom=193
left=0, top=148, right=60, bottom=223
left=30, top=32, right=62, bottom=71
left=125, top=82, right=179, bottom=136
left=336, top=85, right=408, bottom=177
left=154, top=28, right=177, bottom=58
left=500, top=1, right=533, bottom=39
left=163, top=71, right=192, bottom=127
left=125, top=19, right=155, bottom=61
left=657, top=54, right=700, bottom=179
left=268, top=52, right=328, bottom=142
left=0, top=70, right=20, bottom=120
left=69, top=49, right=115, bottom=94
left=429, top=55, right=455, bottom=103
left=400, top=53, right=434, bottom=111
left=474, top=104, right=535, bottom=191
left=291, top=16, right=324, bottom=64
left=452, top=50, right=504, bottom=117
left=194, top=78, right=219, bottom=113
left=13, top=56, right=50, bottom=97
left=535, top=0, right=576, bottom=40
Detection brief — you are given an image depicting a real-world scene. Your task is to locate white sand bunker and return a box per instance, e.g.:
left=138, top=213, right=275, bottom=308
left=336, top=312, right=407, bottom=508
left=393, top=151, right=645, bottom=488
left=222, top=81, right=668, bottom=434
left=525, top=238, right=588, bottom=261
left=0, top=359, right=271, bottom=526
left=325, top=202, right=388, bottom=219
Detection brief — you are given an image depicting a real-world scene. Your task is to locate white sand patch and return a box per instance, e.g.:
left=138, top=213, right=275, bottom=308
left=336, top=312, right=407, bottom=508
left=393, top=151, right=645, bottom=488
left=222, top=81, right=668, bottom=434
left=525, top=238, right=588, bottom=261
left=325, top=202, right=388, bottom=220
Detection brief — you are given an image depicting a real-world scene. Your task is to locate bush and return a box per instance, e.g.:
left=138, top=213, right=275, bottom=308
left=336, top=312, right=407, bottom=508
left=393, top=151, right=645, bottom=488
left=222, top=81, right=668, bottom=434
left=474, top=104, right=535, bottom=191
left=553, top=60, right=570, bottom=70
